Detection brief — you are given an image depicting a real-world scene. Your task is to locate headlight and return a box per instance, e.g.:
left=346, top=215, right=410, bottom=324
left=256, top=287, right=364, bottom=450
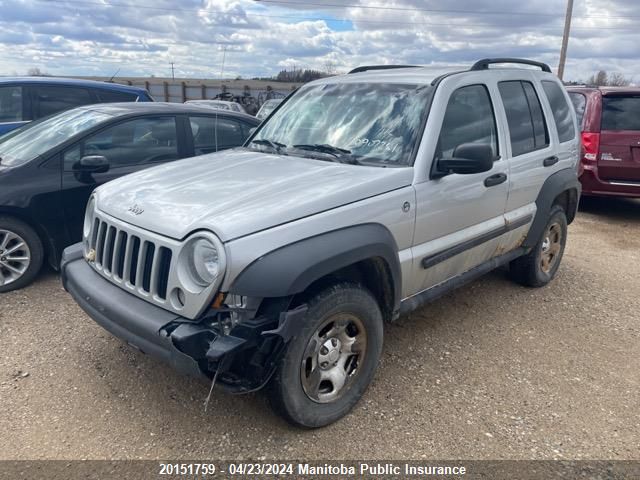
left=189, top=238, right=219, bottom=286
left=83, top=197, right=95, bottom=239
left=179, top=233, right=226, bottom=290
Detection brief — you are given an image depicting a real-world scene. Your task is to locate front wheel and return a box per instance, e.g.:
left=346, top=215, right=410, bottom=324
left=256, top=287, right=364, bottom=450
left=267, top=283, right=383, bottom=428
left=0, top=217, right=44, bottom=293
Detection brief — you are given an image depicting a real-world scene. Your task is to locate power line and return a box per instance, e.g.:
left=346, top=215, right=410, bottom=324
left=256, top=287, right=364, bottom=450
left=33, top=0, right=640, bottom=23
left=33, top=0, right=640, bottom=32
left=254, top=0, right=640, bottom=21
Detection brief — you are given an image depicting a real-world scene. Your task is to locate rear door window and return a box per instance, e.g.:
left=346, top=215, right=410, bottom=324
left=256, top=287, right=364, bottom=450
left=569, top=92, right=587, bottom=128
left=0, top=86, right=23, bottom=122
left=189, top=116, right=252, bottom=154
left=541, top=81, right=576, bottom=142
left=33, top=85, right=93, bottom=118
left=498, top=81, right=549, bottom=156
left=602, top=95, right=640, bottom=131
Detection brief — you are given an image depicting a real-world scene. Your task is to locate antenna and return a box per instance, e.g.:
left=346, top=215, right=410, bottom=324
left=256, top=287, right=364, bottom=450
left=220, top=45, right=227, bottom=79
left=108, top=68, right=120, bottom=82
left=170, top=61, right=175, bottom=81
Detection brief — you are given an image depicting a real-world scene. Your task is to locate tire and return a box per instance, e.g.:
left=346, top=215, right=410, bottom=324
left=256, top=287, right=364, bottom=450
left=510, top=205, right=568, bottom=288
left=267, top=283, right=384, bottom=428
left=0, top=216, right=44, bottom=293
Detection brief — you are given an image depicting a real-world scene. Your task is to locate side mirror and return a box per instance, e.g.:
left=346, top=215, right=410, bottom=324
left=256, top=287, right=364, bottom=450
left=75, top=155, right=110, bottom=173
left=436, top=143, right=495, bottom=176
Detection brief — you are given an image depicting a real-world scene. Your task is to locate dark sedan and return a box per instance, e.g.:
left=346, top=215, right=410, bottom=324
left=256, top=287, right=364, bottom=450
left=0, top=102, right=259, bottom=292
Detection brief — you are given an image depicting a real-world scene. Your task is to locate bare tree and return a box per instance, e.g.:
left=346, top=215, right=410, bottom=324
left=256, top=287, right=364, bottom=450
left=27, top=67, right=49, bottom=76
left=587, top=70, right=608, bottom=86
left=608, top=72, right=631, bottom=87
left=323, top=60, right=337, bottom=76
left=587, top=70, right=630, bottom=86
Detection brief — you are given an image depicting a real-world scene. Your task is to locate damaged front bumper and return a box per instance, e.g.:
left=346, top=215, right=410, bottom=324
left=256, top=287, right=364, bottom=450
left=61, top=243, right=306, bottom=392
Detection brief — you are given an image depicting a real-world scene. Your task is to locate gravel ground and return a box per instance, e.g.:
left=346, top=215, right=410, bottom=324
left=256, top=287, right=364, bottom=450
left=1, top=197, right=638, bottom=460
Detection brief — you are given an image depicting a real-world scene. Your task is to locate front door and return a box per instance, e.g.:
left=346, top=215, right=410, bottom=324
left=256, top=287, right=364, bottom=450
left=61, top=115, right=180, bottom=242
left=409, top=82, right=509, bottom=297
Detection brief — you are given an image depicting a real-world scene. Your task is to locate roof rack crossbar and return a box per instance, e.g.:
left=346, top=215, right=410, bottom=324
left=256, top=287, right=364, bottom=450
left=471, top=58, right=552, bottom=73
left=348, top=65, right=419, bottom=74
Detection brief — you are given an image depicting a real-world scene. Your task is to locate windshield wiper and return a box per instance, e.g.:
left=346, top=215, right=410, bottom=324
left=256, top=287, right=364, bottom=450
left=249, top=139, right=287, bottom=154
left=292, top=144, right=361, bottom=164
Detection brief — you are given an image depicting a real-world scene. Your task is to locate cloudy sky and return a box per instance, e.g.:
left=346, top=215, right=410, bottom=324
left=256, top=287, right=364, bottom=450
left=0, top=0, right=638, bottom=82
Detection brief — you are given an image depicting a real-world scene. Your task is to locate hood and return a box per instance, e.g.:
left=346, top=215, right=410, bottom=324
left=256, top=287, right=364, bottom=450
left=95, top=149, right=413, bottom=241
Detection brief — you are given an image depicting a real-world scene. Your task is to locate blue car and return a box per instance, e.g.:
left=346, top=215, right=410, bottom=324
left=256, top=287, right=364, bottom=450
left=0, top=77, right=153, bottom=135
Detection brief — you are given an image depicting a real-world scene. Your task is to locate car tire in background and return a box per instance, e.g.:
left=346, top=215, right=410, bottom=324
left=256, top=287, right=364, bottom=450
left=0, top=216, right=44, bottom=293
left=267, top=283, right=384, bottom=428
left=509, top=205, right=568, bottom=288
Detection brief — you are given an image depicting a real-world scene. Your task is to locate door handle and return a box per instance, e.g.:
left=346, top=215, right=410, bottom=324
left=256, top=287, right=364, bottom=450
left=484, top=173, right=507, bottom=187
left=543, top=155, right=559, bottom=167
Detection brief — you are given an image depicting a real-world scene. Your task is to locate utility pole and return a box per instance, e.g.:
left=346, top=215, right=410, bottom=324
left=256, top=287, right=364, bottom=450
left=557, top=0, right=574, bottom=81
left=170, top=61, right=175, bottom=81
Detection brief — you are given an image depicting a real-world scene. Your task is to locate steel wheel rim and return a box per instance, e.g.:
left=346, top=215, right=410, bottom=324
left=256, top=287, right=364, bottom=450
left=0, top=229, right=31, bottom=287
left=540, top=222, right=562, bottom=274
left=300, top=312, right=367, bottom=404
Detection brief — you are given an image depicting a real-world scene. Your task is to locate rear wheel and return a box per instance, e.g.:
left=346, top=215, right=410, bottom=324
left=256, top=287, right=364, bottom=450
left=510, top=205, right=567, bottom=287
left=267, top=283, right=383, bottom=428
left=0, top=217, right=44, bottom=293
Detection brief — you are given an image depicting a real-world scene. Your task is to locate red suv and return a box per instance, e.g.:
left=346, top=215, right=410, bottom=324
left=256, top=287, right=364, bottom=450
left=568, top=87, right=640, bottom=198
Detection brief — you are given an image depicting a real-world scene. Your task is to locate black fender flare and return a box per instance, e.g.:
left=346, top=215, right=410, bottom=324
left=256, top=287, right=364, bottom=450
left=523, top=168, right=581, bottom=249
left=229, top=223, right=402, bottom=311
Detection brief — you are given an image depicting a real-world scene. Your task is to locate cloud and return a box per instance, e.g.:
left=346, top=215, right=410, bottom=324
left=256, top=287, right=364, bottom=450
left=0, top=0, right=638, bottom=82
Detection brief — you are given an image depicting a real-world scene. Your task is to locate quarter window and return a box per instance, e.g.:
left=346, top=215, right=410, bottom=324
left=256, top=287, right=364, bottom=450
left=65, top=117, right=179, bottom=170
left=0, top=86, right=23, bottom=122
left=541, top=80, right=576, bottom=142
left=94, top=90, right=138, bottom=103
left=436, top=84, right=498, bottom=161
left=569, top=92, right=587, bottom=128
left=499, top=81, right=549, bottom=156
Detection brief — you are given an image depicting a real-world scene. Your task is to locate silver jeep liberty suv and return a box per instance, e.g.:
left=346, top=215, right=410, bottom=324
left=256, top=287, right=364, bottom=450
left=62, top=58, right=580, bottom=428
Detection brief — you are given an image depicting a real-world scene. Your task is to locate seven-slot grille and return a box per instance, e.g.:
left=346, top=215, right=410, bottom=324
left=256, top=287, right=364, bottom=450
left=89, top=216, right=173, bottom=300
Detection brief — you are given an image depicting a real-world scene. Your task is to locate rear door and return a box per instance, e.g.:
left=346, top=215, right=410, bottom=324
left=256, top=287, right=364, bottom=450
left=599, top=93, right=640, bottom=182
left=187, top=115, right=255, bottom=155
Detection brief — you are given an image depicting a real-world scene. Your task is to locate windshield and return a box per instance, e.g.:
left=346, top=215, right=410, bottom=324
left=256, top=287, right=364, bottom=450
left=249, top=82, right=432, bottom=166
left=257, top=100, right=280, bottom=119
left=0, top=108, right=112, bottom=167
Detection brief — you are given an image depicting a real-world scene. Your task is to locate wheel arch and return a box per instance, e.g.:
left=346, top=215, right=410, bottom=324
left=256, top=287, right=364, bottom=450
left=523, top=168, right=581, bottom=249
left=229, top=223, right=402, bottom=320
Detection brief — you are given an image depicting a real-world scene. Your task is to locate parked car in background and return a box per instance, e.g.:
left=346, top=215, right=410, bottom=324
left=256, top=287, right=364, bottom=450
left=255, top=98, right=283, bottom=120
left=0, top=77, right=153, bottom=135
left=0, top=103, right=258, bottom=292
left=568, top=86, right=640, bottom=198
left=62, top=58, right=580, bottom=427
left=185, top=99, right=246, bottom=113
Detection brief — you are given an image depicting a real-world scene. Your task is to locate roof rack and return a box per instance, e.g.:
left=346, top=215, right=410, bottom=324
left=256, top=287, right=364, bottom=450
left=348, top=65, right=418, bottom=74
left=471, top=58, right=552, bottom=73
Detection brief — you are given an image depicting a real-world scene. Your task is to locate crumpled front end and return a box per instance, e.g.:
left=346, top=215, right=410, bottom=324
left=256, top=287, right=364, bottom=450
left=61, top=243, right=306, bottom=392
